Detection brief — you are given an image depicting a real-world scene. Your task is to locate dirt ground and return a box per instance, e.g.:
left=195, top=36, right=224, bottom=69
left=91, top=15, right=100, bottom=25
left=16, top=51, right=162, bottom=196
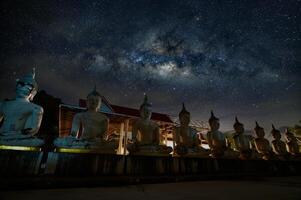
left=1, top=177, right=301, bottom=200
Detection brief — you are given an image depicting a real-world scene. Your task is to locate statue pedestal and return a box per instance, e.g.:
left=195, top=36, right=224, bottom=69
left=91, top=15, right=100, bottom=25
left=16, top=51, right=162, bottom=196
left=0, top=145, right=43, bottom=177
left=126, top=154, right=172, bottom=175
left=45, top=148, right=123, bottom=176
left=1, top=151, right=301, bottom=189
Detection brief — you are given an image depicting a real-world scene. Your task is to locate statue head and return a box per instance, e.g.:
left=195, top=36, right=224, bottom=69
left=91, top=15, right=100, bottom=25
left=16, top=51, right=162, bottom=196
left=179, top=103, right=190, bottom=126
left=254, top=121, right=265, bottom=138
left=15, top=68, right=38, bottom=101
left=86, top=85, right=101, bottom=111
left=271, top=124, right=281, bottom=140
left=233, top=116, right=244, bottom=134
left=285, top=128, right=295, bottom=142
left=208, top=110, right=219, bottom=131
left=139, top=94, right=152, bottom=120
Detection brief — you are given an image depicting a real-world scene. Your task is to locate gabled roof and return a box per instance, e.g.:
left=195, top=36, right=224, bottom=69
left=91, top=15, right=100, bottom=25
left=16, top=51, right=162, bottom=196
left=110, top=104, right=173, bottom=123
left=78, top=99, right=173, bottom=123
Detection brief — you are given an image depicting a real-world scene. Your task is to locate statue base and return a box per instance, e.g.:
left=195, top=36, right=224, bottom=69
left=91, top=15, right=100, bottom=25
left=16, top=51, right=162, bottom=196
left=0, top=146, right=42, bottom=177
left=44, top=150, right=123, bottom=176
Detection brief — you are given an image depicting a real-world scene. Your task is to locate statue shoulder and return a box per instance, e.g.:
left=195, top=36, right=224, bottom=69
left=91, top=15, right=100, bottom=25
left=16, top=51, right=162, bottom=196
left=73, top=112, right=83, bottom=120
left=31, top=103, right=44, bottom=114
left=150, top=120, right=159, bottom=127
left=133, top=119, right=142, bottom=129
left=96, top=112, right=108, bottom=121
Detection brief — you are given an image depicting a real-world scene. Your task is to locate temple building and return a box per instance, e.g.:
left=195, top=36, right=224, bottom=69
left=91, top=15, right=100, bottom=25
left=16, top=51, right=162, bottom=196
left=58, top=95, right=174, bottom=154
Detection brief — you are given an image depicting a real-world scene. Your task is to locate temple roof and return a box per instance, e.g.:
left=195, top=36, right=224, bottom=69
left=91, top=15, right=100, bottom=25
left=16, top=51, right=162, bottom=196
left=78, top=99, right=173, bottom=123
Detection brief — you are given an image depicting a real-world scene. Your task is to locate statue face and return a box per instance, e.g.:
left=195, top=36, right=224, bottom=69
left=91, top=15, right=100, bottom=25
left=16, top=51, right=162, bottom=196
left=255, top=128, right=265, bottom=138
left=179, top=114, right=190, bottom=126
left=16, top=81, right=35, bottom=100
left=234, top=125, right=244, bottom=134
left=140, top=105, right=152, bottom=119
left=286, top=133, right=294, bottom=142
left=210, top=120, right=220, bottom=131
left=272, top=132, right=281, bottom=140
left=87, top=95, right=101, bottom=111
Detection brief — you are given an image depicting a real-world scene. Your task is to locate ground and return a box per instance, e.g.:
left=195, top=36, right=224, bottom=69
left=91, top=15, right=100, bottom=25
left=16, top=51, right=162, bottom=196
left=1, top=177, right=301, bottom=200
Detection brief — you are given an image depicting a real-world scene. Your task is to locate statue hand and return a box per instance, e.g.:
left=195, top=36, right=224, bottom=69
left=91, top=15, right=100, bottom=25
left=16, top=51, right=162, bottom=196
left=21, top=128, right=33, bottom=135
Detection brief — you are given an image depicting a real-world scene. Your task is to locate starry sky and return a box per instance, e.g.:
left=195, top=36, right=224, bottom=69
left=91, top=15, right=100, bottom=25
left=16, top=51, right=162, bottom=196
left=0, top=0, right=300, bottom=131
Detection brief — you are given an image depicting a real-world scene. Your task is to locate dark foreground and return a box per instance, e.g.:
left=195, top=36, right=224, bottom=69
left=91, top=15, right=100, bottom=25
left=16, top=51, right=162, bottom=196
left=1, top=177, right=301, bottom=200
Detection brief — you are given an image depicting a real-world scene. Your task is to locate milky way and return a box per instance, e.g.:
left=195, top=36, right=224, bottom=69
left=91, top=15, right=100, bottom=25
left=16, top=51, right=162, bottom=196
left=0, top=0, right=300, bottom=131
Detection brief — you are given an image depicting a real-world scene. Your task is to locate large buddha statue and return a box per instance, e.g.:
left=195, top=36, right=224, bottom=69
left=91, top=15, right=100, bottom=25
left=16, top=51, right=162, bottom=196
left=206, top=111, right=227, bottom=158
left=127, top=95, right=172, bottom=155
left=285, top=128, right=300, bottom=157
left=232, top=117, right=252, bottom=159
left=0, top=68, right=44, bottom=146
left=253, top=121, right=272, bottom=160
left=271, top=124, right=288, bottom=160
left=173, top=103, right=208, bottom=156
left=54, top=87, right=117, bottom=151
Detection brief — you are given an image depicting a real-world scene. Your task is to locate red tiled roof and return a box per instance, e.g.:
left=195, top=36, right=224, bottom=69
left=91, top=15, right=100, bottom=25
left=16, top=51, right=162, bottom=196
left=110, top=104, right=173, bottom=123
left=78, top=99, right=173, bottom=123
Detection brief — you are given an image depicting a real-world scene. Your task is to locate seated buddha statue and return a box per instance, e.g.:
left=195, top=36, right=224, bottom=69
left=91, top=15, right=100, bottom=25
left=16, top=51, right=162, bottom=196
left=0, top=68, right=44, bottom=147
left=173, top=103, right=208, bottom=156
left=127, top=95, right=172, bottom=155
left=206, top=111, right=227, bottom=158
left=271, top=124, right=288, bottom=160
left=253, top=121, right=272, bottom=160
left=54, top=87, right=117, bottom=152
left=232, top=117, right=252, bottom=160
left=285, top=128, right=300, bottom=157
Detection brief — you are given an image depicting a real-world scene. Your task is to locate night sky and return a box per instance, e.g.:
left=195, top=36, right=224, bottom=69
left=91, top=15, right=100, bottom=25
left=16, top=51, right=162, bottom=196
left=0, top=0, right=300, bottom=131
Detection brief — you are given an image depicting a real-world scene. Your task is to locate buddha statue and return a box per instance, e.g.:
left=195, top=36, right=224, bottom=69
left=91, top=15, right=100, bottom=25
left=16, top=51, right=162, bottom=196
left=206, top=111, right=227, bottom=158
left=285, top=128, right=300, bottom=157
left=0, top=69, right=44, bottom=147
left=253, top=121, right=272, bottom=160
left=54, top=86, right=117, bottom=151
left=271, top=124, right=288, bottom=160
left=173, top=103, right=208, bottom=156
left=127, top=95, right=172, bottom=155
left=232, top=117, right=252, bottom=159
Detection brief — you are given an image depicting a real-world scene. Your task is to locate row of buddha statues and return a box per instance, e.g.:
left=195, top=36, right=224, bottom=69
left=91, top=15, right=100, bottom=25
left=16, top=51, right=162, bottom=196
left=0, top=69, right=300, bottom=160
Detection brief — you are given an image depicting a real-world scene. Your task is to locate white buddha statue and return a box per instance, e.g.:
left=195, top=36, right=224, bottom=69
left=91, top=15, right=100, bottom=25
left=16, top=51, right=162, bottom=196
left=271, top=124, right=288, bottom=160
left=54, top=86, right=117, bottom=151
left=206, top=111, right=227, bottom=158
left=174, top=103, right=208, bottom=156
left=254, top=121, right=272, bottom=160
left=285, top=128, right=300, bottom=157
left=0, top=68, right=44, bottom=146
left=127, top=95, right=172, bottom=154
left=232, top=117, right=252, bottom=159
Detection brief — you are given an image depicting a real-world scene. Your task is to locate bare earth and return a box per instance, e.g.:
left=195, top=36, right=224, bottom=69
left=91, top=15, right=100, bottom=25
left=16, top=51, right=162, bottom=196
left=1, top=177, right=301, bottom=200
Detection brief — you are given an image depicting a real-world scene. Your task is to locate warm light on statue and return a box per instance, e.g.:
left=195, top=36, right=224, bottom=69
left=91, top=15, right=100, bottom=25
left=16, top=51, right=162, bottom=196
left=54, top=86, right=118, bottom=152
left=127, top=94, right=173, bottom=155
